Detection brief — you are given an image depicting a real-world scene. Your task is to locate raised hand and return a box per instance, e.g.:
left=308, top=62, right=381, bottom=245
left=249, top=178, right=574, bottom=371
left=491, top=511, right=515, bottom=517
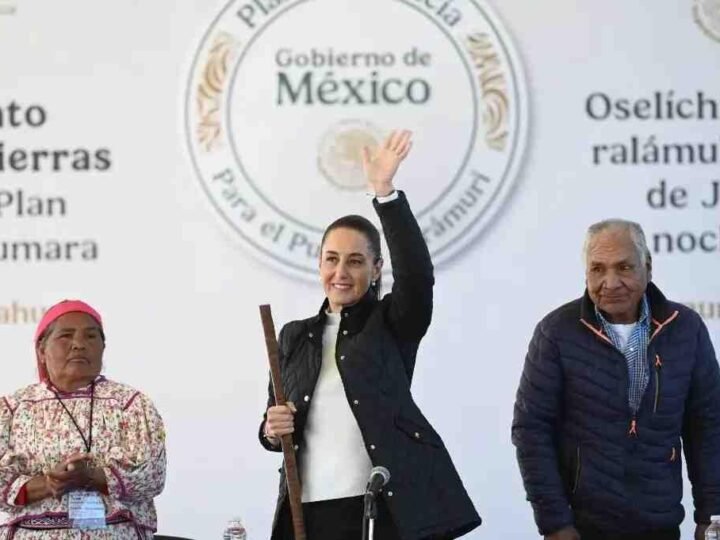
left=361, top=129, right=413, bottom=196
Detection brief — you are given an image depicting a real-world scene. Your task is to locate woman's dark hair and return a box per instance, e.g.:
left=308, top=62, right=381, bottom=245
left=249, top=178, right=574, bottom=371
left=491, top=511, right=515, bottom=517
left=321, top=215, right=383, bottom=299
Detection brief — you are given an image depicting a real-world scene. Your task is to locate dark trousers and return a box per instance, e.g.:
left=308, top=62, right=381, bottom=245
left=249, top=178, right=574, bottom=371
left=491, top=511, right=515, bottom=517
left=577, top=523, right=680, bottom=540
left=276, top=495, right=400, bottom=540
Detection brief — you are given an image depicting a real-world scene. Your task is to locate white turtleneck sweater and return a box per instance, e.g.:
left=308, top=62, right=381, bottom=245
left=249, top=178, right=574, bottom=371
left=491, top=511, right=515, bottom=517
left=300, top=312, right=373, bottom=502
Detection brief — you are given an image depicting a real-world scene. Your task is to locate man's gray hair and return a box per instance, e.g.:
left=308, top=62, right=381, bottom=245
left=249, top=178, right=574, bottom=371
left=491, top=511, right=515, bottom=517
left=583, top=219, right=652, bottom=268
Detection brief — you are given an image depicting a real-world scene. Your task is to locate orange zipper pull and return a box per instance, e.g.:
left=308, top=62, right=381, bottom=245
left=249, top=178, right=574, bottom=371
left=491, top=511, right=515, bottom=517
left=628, top=418, right=638, bottom=437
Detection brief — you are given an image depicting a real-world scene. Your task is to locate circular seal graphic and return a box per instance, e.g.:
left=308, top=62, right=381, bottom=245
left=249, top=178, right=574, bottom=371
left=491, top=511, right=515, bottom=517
left=318, top=119, right=383, bottom=191
left=185, top=0, right=529, bottom=281
left=694, top=0, right=720, bottom=41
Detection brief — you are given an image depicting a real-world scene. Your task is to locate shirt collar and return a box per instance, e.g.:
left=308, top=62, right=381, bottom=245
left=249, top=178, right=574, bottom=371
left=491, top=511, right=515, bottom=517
left=595, top=294, right=650, bottom=329
left=44, top=375, right=105, bottom=396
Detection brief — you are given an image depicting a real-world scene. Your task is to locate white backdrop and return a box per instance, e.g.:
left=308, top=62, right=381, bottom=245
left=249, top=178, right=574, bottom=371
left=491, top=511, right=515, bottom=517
left=1, top=1, right=719, bottom=538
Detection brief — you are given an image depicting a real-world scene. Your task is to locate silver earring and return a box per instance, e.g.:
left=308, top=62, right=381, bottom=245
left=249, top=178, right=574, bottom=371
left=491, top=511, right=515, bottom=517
left=371, top=281, right=376, bottom=287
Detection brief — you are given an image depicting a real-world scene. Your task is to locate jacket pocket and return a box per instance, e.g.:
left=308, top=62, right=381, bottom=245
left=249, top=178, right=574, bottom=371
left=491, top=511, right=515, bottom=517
left=666, top=442, right=682, bottom=486
left=571, top=445, right=582, bottom=494
left=653, top=354, right=663, bottom=414
left=394, top=415, right=442, bottom=448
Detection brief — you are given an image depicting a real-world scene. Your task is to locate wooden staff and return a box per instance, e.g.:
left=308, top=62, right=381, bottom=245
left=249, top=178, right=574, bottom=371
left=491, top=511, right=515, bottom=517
left=259, top=304, right=306, bottom=540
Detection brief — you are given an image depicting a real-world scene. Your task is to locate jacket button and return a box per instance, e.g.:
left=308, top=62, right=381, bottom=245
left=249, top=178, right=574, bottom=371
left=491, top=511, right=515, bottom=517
left=370, top=444, right=376, bottom=450
left=414, top=432, right=420, bottom=439
left=387, top=491, right=393, bottom=497
left=353, top=400, right=359, bottom=406
left=342, top=330, right=348, bottom=335
left=304, top=395, right=310, bottom=402
left=340, top=355, right=346, bottom=360
left=308, top=332, right=313, bottom=338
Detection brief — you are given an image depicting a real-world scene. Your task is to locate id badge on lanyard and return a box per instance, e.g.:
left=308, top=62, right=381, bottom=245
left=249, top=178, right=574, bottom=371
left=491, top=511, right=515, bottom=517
left=67, top=490, right=107, bottom=530
left=54, top=381, right=107, bottom=530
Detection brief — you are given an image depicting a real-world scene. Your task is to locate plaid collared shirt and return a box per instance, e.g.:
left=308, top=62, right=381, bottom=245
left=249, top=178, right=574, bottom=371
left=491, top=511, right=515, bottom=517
left=596, top=295, right=651, bottom=413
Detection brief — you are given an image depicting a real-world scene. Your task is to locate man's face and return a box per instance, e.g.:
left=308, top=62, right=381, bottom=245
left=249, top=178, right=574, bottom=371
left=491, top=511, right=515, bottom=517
left=586, top=228, right=650, bottom=324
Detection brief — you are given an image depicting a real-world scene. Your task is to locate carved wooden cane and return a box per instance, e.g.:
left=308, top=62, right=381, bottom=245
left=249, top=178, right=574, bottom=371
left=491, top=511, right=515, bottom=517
left=259, top=304, right=306, bottom=540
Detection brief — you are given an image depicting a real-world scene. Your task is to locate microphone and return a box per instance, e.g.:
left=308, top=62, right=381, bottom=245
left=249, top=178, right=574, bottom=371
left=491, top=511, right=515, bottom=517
left=365, top=466, right=390, bottom=497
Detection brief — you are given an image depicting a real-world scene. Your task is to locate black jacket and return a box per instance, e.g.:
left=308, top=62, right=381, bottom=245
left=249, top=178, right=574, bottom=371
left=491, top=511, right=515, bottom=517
left=260, top=192, right=481, bottom=539
left=512, top=283, right=720, bottom=535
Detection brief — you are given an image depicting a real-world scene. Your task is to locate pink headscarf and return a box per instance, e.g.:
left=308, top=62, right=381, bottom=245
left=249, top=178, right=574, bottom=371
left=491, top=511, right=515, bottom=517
left=34, top=300, right=104, bottom=382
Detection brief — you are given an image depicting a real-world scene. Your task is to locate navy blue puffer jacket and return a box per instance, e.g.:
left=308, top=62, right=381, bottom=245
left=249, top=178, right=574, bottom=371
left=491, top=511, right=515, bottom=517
left=512, top=283, right=720, bottom=535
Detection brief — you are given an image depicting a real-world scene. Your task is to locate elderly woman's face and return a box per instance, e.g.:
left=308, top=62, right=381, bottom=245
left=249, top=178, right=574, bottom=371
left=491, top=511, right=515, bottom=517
left=38, top=312, right=104, bottom=390
left=320, top=227, right=382, bottom=313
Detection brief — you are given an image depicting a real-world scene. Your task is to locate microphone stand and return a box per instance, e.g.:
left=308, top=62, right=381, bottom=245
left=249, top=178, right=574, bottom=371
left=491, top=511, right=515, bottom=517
left=362, top=491, right=378, bottom=540
left=362, top=466, right=389, bottom=540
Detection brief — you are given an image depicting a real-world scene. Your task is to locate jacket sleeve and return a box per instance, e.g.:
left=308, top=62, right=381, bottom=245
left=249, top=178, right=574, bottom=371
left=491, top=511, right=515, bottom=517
left=512, top=323, right=574, bottom=535
left=374, top=191, right=434, bottom=344
left=102, top=392, right=166, bottom=503
left=683, top=319, right=720, bottom=524
left=0, top=398, right=33, bottom=511
left=259, top=324, right=288, bottom=453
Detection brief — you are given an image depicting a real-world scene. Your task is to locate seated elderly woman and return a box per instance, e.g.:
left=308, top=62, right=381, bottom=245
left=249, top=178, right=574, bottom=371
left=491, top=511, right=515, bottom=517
left=0, top=300, right=166, bottom=539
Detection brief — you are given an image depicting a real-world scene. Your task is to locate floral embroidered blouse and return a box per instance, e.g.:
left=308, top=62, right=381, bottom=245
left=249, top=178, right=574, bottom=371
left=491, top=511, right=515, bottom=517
left=0, top=377, right=166, bottom=539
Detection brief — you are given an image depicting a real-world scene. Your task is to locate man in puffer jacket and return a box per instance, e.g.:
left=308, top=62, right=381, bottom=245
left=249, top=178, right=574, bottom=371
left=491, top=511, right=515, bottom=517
left=512, top=218, right=720, bottom=540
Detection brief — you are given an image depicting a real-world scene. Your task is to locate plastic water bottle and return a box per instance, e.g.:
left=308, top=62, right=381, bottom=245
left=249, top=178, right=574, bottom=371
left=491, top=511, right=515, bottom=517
left=706, top=515, right=720, bottom=540
left=222, top=517, right=247, bottom=540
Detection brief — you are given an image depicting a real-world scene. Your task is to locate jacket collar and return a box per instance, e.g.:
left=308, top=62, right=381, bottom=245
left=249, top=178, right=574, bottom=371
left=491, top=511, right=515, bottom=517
left=580, top=281, right=677, bottom=334
left=308, top=289, right=378, bottom=336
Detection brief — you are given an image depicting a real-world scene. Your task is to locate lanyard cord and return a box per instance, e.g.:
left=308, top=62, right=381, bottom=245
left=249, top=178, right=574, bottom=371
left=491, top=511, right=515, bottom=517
left=52, top=381, right=94, bottom=453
